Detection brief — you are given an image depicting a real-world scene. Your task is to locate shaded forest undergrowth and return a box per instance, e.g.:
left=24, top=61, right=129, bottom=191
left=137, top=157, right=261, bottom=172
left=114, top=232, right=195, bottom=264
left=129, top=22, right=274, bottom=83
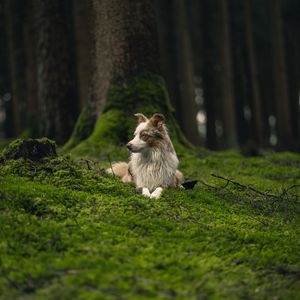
left=0, top=139, right=300, bottom=299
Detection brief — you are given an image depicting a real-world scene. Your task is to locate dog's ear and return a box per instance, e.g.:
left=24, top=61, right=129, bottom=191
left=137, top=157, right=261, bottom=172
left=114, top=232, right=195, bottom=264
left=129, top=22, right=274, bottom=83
left=134, top=113, right=148, bottom=124
left=150, top=113, right=165, bottom=130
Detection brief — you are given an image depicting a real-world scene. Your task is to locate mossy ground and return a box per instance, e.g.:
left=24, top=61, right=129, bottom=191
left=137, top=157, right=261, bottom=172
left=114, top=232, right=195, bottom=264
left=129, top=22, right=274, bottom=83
left=0, top=139, right=300, bottom=299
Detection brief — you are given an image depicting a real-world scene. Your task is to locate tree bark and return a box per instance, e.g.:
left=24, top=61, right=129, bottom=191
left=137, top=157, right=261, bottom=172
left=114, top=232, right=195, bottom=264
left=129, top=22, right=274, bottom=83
left=90, top=0, right=160, bottom=111
left=35, top=0, right=78, bottom=144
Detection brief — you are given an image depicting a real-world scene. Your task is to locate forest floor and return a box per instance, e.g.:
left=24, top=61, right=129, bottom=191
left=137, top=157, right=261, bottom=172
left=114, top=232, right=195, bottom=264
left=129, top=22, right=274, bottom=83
left=0, top=139, right=300, bottom=300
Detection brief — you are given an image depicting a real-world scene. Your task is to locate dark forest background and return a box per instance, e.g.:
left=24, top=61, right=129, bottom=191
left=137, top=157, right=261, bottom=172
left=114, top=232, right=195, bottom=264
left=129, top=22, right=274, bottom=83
left=0, top=0, right=300, bottom=151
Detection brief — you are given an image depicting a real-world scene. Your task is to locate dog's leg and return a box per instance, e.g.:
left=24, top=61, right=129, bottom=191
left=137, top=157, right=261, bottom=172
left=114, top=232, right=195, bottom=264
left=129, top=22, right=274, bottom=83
left=150, top=187, right=163, bottom=199
left=122, top=173, right=132, bottom=183
left=175, top=170, right=184, bottom=185
left=142, top=188, right=151, bottom=197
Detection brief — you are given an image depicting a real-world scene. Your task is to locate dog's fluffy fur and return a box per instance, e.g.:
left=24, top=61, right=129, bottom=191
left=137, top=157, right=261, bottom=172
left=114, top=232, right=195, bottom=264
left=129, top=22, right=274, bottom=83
left=107, top=113, right=183, bottom=198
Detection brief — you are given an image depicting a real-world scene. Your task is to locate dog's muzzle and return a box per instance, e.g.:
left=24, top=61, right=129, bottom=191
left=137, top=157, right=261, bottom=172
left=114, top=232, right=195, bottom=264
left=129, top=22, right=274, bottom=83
left=126, top=143, right=133, bottom=151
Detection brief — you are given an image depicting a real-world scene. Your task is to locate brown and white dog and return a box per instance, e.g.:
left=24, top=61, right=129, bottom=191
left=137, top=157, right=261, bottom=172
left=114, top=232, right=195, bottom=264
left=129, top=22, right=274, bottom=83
left=107, top=113, right=183, bottom=198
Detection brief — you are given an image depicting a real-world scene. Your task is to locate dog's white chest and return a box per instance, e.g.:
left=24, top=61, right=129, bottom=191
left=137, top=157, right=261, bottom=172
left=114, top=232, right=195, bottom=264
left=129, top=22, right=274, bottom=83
left=130, top=152, right=178, bottom=192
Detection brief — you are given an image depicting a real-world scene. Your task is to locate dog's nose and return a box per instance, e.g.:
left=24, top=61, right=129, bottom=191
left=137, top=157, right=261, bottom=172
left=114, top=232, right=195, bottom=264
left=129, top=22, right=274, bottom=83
left=126, top=143, right=133, bottom=150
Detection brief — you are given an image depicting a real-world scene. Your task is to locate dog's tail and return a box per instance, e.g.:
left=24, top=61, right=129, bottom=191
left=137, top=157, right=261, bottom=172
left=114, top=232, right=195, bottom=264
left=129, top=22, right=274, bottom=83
left=106, top=162, right=132, bottom=182
left=106, top=162, right=128, bottom=177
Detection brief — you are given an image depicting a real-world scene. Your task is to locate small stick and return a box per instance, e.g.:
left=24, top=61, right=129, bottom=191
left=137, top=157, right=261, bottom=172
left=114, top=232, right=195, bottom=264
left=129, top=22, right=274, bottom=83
left=107, top=153, right=115, bottom=177
left=84, top=159, right=91, bottom=170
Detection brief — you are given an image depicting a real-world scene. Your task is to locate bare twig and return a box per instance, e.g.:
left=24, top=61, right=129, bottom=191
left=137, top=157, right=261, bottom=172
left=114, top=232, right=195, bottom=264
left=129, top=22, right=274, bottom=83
left=210, top=173, right=278, bottom=198
left=279, top=184, right=300, bottom=198
left=107, top=153, right=115, bottom=177
left=84, top=159, right=91, bottom=170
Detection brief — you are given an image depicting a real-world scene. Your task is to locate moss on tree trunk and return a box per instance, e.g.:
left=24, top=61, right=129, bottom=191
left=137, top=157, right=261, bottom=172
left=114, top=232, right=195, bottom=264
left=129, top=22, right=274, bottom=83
left=69, top=74, right=192, bottom=159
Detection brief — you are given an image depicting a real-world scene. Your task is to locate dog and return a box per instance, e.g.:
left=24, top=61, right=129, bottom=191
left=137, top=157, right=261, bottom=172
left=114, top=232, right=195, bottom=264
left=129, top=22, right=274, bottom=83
left=107, top=113, right=183, bottom=198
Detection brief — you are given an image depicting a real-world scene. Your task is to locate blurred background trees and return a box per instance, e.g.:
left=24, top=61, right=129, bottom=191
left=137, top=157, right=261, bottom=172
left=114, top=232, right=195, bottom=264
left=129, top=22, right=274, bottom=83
left=0, top=0, right=299, bottom=151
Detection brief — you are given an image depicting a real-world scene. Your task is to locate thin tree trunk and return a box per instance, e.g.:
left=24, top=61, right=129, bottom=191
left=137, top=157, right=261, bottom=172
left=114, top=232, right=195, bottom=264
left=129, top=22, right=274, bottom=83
left=155, top=0, right=181, bottom=121
left=5, top=0, right=26, bottom=136
left=283, top=5, right=300, bottom=150
left=72, top=0, right=93, bottom=109
left=219, top=0, right=238, bottom=148
left=269, top=0, right=294, bottom=149
left=173, top=0, right=200, bottom=145
left=201, top=0, right=220, bottom=149
left=23, top=1, right=38, bottom=131
left=35, top=0, right=78, bottom=144
left=229, top=0, right=249, bottom=147
left=0, top=0, right=13, bottom=137
left=244, top=0, right=264, bottom=146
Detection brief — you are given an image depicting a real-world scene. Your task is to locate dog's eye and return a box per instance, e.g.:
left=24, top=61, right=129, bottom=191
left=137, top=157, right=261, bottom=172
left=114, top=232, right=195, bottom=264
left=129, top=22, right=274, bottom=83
left=140, top=132, right=149, bottom=139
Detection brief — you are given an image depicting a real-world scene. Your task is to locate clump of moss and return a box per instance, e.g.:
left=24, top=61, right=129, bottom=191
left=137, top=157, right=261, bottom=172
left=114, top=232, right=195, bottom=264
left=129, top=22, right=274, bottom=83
left=0, top=138, right=57, bottom=163
left=0, top=140, right=136, bottom=199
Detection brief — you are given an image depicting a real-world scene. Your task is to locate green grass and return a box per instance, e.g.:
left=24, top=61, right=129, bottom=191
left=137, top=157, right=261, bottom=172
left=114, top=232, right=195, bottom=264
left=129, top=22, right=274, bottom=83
left=0, top=142, right=300, bottom=299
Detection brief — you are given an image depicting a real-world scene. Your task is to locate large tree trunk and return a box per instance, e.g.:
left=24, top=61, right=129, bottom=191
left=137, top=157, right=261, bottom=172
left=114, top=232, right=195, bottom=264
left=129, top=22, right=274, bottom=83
left=66, top=0, right=159, bottom=151
left=269, top=0, right=294, bottom=150
left=35, top=0, right=78, bottom=144
left=69, top=0, right=190, bottom=158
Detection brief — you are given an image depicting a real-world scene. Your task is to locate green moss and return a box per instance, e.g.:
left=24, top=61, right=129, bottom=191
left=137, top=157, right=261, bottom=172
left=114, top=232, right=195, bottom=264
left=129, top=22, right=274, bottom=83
left=0, top=138, right=57, bottom=163
left=103, top=73, right=174, bottom=114
left=0, top=138, right=13, bottom=151
left=0, top=142, right=300, bottom=299
left=69, top=109, right=129, bottom=160
left=63, top=107, right=96, bottom=152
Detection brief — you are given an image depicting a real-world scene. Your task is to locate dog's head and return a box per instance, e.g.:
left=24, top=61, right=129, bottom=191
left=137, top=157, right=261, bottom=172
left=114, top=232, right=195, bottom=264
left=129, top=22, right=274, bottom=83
left=126, top=113, right=166, bottom=153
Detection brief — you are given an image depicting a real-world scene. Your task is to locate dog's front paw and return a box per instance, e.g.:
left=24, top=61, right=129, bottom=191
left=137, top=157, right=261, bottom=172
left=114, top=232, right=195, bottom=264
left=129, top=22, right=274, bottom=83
left=142, top=187, right=151, bottom=198
left=150, top=187, right=163, bottom=199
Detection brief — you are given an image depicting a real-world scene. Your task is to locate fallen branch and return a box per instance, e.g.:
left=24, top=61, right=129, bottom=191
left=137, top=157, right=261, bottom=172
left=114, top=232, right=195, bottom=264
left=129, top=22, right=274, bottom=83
left=211, top=173, right=278, bottom=199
